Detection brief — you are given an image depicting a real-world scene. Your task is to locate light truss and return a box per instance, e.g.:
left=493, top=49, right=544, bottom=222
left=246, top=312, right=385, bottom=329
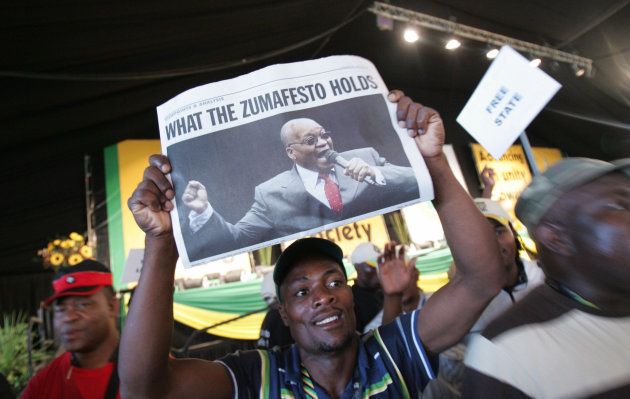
left=369, top=1, right=593, bottom=75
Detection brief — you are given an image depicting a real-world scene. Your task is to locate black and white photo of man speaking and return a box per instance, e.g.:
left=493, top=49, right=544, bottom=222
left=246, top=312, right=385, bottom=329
left=180, top=116, right=419, bottom=261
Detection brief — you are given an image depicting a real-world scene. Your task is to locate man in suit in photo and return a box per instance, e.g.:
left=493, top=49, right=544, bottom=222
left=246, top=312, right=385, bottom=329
left=181, top=117, right=419, bottom=260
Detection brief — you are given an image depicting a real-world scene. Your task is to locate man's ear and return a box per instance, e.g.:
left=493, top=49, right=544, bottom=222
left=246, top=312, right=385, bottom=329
left=108, top=295, right=120, bottom=318
left=285, top=146, right=296, bottom=161
left=278, top=303, right=290, bottom=327
left=535, top=222, right=576, bottom=256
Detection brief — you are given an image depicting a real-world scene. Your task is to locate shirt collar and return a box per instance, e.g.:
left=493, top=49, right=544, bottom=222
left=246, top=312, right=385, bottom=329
left=282, top=334, right=371, bottom=387
left=295, top=164, right=335, bottom=191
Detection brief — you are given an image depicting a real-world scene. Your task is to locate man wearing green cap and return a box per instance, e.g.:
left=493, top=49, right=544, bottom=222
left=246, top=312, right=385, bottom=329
left=463, top=158, right=630, bottom=398
left=120, top=90, right=507, bottom=398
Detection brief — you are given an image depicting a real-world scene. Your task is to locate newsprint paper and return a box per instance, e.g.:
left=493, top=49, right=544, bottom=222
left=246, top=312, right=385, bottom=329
left=157, top=55, right=434, bottom=267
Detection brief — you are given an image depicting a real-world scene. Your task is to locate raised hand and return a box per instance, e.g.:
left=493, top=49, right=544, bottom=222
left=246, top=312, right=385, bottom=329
left=127, top=154, right=175, bottom=238
left=378, top=242, right=417, bottom=296
left=480, top=166, right=496, bottom=199
left=182, top=180, right=209, bottom=213
left=387, top=90, right=445, bottom=159
left=345, top=157, right=376, bottom=182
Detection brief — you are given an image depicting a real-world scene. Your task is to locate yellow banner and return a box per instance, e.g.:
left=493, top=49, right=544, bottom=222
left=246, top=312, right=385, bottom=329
left=471, top=143, right=532, bottom=219
left=283, top=215, right=390, bottom=257
left=173, top=302, right=265, bottom=340
left=117, top=140, right=162, bottom=258
left=471, top=144, right=565, bottom=216
left=532, top=146, right=564, bottom=173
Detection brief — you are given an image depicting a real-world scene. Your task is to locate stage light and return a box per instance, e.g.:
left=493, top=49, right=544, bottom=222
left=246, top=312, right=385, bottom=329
left=370, top=3, right=592, bottom=77
left=573, top=65, right=586, bottom=77
left=486, top=48, right=499, bottom=59
left=530, top=58, right=542, bottom=68
left=403, top=27, right=420, bottom=43
left=445, top=38, right=461, bottom=50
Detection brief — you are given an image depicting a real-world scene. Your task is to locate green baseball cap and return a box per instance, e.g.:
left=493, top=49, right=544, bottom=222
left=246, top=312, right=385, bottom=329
left=274, top=237, right=345, bottom=299
left=515, top=157, right=630, bottom=232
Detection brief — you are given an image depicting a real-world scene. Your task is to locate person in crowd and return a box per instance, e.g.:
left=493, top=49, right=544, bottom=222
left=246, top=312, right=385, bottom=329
left=425, top=198, right=545, bottom=398
left=349, top=242, right=384, bottom=332
left=467, top=198, right=545, bottom=332
left=119, top=90, right=507, bottom=398
left=180, top=117, right=419, bottom=260
left=362, top=242, right=428, bottom=332
left=257, top=272, right=293, bottom=349
left=22, top=260, right=120, bottom=399
left=463, top=157, right=630, bottom=398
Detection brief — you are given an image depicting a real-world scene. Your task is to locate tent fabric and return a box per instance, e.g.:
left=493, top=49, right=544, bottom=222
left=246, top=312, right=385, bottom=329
left=173, top=302, right=266, bottom=340
left=174, top=279, right=267, bottom=314
left=415, top=247, right=453, bottom=292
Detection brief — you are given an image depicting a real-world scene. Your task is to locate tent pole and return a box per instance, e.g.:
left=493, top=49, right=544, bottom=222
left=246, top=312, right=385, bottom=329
left=519, top=131, right=540, bottom=176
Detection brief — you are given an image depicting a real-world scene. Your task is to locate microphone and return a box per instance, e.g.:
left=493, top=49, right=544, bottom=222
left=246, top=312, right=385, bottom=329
left=324, top=150, right=376, bottom=185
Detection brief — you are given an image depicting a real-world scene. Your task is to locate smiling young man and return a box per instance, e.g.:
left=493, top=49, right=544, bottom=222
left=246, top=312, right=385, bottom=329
left=179, top=117, right=419, bottom=261
left=120, top=90, right=506, bottom=398
left=22, top=260, right=120, bottom=399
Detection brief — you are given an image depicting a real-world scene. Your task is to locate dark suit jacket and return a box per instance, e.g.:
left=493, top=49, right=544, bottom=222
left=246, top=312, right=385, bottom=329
left=184, top=147, right=419, bottom=261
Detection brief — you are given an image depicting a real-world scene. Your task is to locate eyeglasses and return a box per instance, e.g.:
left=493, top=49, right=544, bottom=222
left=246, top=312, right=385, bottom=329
left=286, top=129, right=332, bottom=147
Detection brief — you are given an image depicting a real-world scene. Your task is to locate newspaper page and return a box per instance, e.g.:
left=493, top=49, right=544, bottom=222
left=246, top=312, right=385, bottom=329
left=157, top=55, right=434, bottom=267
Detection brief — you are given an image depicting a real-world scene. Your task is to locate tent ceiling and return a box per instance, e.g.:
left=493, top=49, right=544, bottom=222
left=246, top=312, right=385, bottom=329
left=2, top=0, right=629, bottom=275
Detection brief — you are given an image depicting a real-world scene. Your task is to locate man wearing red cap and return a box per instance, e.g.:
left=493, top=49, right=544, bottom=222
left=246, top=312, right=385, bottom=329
left=21, top=260, right=120, bottom=399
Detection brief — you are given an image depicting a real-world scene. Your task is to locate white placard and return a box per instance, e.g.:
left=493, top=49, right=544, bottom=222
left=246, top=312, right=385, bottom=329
left=120, top=248, right=144, bottom=286
left=456, top=46, right=561, bottom=160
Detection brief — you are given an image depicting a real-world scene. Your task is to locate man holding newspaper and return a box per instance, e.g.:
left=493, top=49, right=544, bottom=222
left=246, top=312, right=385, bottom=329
left=120, top=90, right=506, bottom=398
left=181, top=116, right=419, bottom=259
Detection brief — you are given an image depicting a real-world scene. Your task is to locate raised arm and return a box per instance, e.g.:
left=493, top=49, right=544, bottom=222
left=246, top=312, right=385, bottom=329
left=378, top=242, right=418, bottom=325
left=480, top=166, right=496, bottom=199
left=119, top=154, right=232, bottom=399
left=388, top=91, right=505, bottom=353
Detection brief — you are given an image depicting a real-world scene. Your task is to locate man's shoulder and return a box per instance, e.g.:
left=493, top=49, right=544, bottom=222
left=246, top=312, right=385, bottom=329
left=482, top=285, right=570, bottom=340
left=362, top=311, right=438, bottom=389
left=340, top=147, right=379, bottom=159
left=256, top=168, right=297, bottom=191
left=217, top=347, right=296, bottom=395
left=218, top=347, right=290, bottom=369
left=466, top=287, right=630, bottom=399
left=35, top=352, right=70, bottom=376
left=23, top=352, right=70, bottom=393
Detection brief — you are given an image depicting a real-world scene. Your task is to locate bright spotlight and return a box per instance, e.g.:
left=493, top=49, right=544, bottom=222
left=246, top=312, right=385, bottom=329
left=530, top=58, right=542, bottom=68
left=403, top=28, right=420, bottom=43
left=575, top=67, right=585, bottom=77
left=486, top=48, right=499, bottom=59
left=445, top=38, right=461, bottom=50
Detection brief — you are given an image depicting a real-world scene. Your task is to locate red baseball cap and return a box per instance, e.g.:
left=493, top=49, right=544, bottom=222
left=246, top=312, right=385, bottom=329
left=44, top=259, right=113, bottom=307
